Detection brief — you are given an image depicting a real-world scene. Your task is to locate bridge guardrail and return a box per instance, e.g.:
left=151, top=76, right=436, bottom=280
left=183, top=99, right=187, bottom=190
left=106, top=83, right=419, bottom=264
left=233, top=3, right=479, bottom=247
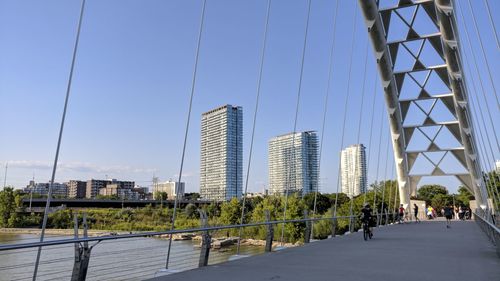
left=0, top=212, right=402, bottom=281
left=473, top=210, right=500, bottom=258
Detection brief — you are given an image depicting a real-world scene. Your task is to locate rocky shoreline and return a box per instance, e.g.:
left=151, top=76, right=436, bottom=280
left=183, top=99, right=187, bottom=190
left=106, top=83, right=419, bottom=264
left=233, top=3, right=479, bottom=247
left=159, top=234, right=298, bottom=249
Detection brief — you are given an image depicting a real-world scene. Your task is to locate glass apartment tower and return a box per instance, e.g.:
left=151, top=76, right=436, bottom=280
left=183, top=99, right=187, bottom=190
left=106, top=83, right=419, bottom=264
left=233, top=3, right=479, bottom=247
left=341, top=144, right=367, bottom=198
left=200, top=105, right=243, bottom=201
left=268, top=131, right=318, bottom=196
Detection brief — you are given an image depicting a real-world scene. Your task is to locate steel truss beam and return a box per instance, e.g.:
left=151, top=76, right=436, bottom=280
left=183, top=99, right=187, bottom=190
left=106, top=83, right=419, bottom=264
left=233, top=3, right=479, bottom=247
left=358, top=0, right=488, bottom=207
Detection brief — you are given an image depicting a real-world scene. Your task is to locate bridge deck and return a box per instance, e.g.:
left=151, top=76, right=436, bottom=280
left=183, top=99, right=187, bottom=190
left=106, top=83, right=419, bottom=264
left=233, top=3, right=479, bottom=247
left=151, top=220, right=499, bottom=281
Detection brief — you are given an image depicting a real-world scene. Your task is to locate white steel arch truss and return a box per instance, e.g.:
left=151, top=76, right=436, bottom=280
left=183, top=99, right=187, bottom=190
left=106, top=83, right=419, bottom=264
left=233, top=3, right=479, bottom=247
left=358, top=0, right=489, bottom=207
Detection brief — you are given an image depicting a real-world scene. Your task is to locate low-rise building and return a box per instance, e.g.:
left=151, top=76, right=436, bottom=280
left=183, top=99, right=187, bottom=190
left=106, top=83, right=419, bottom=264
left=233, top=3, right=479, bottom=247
left=133, top=186, right=151, bottom=200
left=153, top=181, right=185, bottom=200
left=67, top=180, right=86, bottom=198
left=86, top=179, right=135, bottom=199
left=98, top=183, right=139, bottom=200
left=24, top=181, right=68, bottom=197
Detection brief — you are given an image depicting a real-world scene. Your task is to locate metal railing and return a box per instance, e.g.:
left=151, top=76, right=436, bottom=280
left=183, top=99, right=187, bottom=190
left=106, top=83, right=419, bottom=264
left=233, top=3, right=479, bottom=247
left=0, top=212, right=402, bottom=281
left=473, top=210, right=500, bottom=258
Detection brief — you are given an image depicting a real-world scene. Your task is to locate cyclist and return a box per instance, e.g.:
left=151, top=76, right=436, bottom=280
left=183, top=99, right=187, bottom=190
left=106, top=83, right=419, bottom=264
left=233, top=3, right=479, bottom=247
left=360, top=203, right=373, bottom=238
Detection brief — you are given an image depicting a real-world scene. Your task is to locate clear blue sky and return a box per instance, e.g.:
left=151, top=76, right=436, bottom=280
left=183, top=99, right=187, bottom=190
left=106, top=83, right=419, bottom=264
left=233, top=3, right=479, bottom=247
left=0, top=0, right=498, bottom=194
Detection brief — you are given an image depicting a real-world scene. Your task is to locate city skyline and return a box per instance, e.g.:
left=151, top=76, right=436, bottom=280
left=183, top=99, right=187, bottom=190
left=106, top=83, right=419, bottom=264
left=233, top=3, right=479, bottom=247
left=1, top=0, right=498, bottom=194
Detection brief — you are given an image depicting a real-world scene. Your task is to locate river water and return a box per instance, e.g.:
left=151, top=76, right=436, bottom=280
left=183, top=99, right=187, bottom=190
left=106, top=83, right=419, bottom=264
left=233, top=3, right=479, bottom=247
left=0, top=233, right=264, bottom=281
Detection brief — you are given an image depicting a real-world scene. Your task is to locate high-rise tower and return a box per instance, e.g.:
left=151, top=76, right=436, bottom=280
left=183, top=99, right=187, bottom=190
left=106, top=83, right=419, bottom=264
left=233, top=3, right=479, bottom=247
left=268, top=131, right=318, bottom=196
left=200, top=105, right=243, bottom=201
left=341, top=144, right=367, bottom=198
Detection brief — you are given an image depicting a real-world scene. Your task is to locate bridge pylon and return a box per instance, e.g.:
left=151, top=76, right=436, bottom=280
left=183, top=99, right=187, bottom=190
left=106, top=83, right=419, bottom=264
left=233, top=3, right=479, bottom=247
left=357, top=0, right=489, bottom=208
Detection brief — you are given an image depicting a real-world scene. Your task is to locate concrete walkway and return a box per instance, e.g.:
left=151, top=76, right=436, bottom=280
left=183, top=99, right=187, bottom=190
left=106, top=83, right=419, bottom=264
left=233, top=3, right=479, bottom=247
left=150, top=220, right=499, bottom=281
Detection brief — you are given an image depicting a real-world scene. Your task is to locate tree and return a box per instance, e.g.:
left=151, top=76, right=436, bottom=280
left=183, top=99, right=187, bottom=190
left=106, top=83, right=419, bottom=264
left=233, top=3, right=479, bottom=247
left=185, top=203, right=199, bottom=219
left=0, top=187, right=16, bottom=227
left=219, top=198, right=241, bottom=226
left=303, top=192, right=331, bottom=215
left=325, top=193, right=350, bottom=207
left=417, top=185, right=448, bottom=203
left=484, top=171, right=500, bottom=210
left=455, top=186, right=474, bottom=207
left=204, top=202, right=221, bottom=218
left=184, top=193, right=201, bottom=201
left=48, top=210, right=73, bottom=228
left=95, top=194, right=119, bottom=200
left=431, top=194, right=453, bottom=213
left=281, top=194, right=306, bottom=243
left=154, top=192, right=168, bottom=201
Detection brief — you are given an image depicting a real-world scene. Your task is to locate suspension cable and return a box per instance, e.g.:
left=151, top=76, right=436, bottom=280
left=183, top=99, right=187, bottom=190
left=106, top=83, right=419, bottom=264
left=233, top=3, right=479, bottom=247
left=358, top=42, right=370, bottom=205
left=456, top=0, right=500, bottom=154
left=483, top=0, right=500, bottom=51
left=467, top=68, right=500, bottom=208
left=372, top=107, right=385, bottom=220
left=33, top=0, right=86, bottom=280
left=465, top=0, right=500, bottom=110
left=387, top=155, right=395, bottom=222
left=364, top=71, right=379, bottom=205
left=456, top=0, right=500, bottom=209
left=332, top=0, right=358, bottom=232
left=457, top=18, right=500, bottom=211
left=468, top=78, right=500, bottom=209
left=458, top=1, right=500, bottom=167
left=280, top=0, right=312, bottom=246
left=392, top=161, right=399, bottom=221
left=347, top=41, right=369, bottom=232
left=165, top=0, right=207, bottom=269
left=384, top=150, right=394, bottom=225
left=469, top=91, right=500, bottom=210
left=236, top=0, right=272, bottom=255
left=378, top=134, right=390, bottom=227
left=311, top=0, right=339, bottom=240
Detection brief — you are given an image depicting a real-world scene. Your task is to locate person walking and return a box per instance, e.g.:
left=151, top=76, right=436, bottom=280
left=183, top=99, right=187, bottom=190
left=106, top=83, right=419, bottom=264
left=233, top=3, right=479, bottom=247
left=398, top=204, right=405, bottom=224
left=458, top=206, right=465, bottom=220
left=431, top=206, right=437, bottom=219
left=413, top=203, right=420, bottom=223
left=426, top=206, right=433, bottom=220
left=444, top=204, right=453, bottom=228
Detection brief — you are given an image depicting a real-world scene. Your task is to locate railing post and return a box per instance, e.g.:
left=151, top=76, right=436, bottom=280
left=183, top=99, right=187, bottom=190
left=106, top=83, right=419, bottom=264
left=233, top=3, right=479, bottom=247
left=71, top=213, right=92, bottom=281
left=264, top=210, right=273, bottom=252
left=331, top=213, right=337, bottom=238
left=304, top=210, right=311, bottom=244
left=198, top=210, right=210, bottom=267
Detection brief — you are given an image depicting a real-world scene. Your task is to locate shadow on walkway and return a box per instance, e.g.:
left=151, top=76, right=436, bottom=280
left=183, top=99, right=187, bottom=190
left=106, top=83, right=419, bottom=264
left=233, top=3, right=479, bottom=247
left=149, top=220, right=499, bottom=281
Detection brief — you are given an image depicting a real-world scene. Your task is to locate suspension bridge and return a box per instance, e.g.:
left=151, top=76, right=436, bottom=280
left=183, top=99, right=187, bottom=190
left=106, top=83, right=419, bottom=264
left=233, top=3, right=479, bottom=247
left=0, top=0, right=499, bottom=280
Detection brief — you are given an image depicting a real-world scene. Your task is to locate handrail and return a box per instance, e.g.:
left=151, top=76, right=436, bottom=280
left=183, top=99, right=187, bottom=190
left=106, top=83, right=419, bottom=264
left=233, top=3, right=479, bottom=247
left=473, top=211, right=500, bottom=233
left=0, top=215, right=357, bottom=251
left=0, top=212, right=402, bottom=252
left=472, top=210, right=500, bottom=258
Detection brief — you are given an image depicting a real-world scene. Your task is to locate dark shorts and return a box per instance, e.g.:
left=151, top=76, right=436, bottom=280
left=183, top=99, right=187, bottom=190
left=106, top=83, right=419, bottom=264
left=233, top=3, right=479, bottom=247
left=445, top=215, right=452, bottom=219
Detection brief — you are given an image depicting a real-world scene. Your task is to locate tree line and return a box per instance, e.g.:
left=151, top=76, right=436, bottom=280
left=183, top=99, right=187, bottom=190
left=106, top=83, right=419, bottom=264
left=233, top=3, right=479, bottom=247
left=1, top=178, right=491, bottom=243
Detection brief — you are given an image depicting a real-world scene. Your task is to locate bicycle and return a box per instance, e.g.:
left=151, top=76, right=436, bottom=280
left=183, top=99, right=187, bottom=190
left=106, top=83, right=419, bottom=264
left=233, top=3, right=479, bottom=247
left=362, top=219, right=373, bottom=241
